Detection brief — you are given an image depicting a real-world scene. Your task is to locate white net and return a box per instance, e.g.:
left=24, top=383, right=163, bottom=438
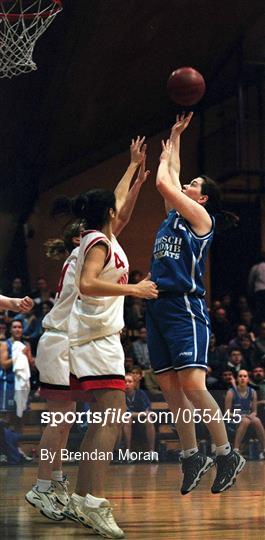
left=0, top=0, right=62, bottom=78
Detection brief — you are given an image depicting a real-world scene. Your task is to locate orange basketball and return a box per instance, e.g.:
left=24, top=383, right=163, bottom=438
left=167, top=67, right=206, bottom=106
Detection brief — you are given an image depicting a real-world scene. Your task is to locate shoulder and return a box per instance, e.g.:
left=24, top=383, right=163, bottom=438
left=184, top=214, right=215, bottom=241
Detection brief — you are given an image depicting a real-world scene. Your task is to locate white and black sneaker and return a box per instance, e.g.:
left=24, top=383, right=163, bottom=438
left=181, top=452, right=214, bottom=495
left=64, top=494, right=124, bottom=538
left=52, top=475, right=70, bottom=506
left=211, top=450, right=246, bottom=493
left=25, top=485, right=65, bottom=521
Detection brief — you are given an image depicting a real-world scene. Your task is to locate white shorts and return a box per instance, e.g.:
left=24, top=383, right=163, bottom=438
left=70, top=333, right=125, bottom=392
left=36, top=330, right=72, bottom=400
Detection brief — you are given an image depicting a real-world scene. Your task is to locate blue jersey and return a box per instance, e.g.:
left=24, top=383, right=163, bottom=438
left=231, top=386, right=254, bottom=415
left=150, top=210, right=215, bottom=296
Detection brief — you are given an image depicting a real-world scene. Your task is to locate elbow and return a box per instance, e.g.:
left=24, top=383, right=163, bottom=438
left=80, top=278, right=93, bottom=296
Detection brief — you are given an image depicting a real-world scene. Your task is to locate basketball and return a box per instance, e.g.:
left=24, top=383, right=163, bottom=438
left=167, top=67, right=206, bottom=106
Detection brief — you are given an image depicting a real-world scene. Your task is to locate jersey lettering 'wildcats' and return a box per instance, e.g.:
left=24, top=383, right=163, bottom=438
left=42, top=247, right=79, bottom=333
left=69, top=231, right=129, bottom=346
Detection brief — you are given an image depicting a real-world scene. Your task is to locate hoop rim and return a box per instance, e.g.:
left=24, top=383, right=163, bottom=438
left=0, top=0, right=62, bottom=20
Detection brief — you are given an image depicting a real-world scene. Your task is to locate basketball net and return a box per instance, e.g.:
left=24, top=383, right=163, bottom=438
left=0, top=0, right=62, bottom=78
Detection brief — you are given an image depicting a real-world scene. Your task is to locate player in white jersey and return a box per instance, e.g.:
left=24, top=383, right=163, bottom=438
left=53, top=163, right=158, bottom=537
left=26, top=222, right=82, bottom=520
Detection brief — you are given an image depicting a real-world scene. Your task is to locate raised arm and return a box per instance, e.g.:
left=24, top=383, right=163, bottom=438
left=163, top=112, right=193, bottom=213
left=114, top=136, right=145, bottom=216
left=113, top=153, right=150, bottom=237
left=0, top=294, right=33, bottom=312
left=156, top=141, right=211, bottom=236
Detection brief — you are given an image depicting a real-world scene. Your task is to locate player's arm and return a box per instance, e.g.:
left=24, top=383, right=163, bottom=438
left=79, top=244, right=157, bottom=299
left=224, top=389, right=233, bottom=412
left=156, top=142, right=211, bottom=236
left=163, top=112, right=193, bottom=213
left=0, top=342, right=12, bottom=371
left=247, top=390, right=257, bottom=418
left=0, top=294, right=33, bottom=312
left=114, top=136, right=145, bottom=217
left=113, top=155, right=150, bottom=237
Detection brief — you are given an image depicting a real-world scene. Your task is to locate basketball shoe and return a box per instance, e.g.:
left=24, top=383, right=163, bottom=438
left=25, top=485, right=65, bottom=520
left=181, top=452, right=214, bottom=494
left=211, top=450, right=246, bottom=493
left=52, top=475, right=70, bottom=505
left=64, top=493, right=124, bottom=538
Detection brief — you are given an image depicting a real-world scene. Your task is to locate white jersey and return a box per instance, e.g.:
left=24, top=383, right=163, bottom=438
left=42, top=247, right=79, bottom=333
left=69, top=230, right=129, bottom=346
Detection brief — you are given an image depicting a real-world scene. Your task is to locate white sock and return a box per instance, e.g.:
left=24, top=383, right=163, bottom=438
left=72, top=492, right=85, bottom=503
left=183, top=447, right=198, bottom=458
left=216, top=442, right=231, bottom=456
left=51, top=470, right=63, bottom=482
left=84, top=493, right=107, bottom=508
left=37, top=479, right=51, bottom=493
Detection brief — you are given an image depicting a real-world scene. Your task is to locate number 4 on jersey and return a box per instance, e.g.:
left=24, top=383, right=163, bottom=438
left=114, top=252, right=125, bottom=269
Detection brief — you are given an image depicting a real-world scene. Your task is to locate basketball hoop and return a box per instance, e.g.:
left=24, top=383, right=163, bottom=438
left=0, top=1, right=63, bottom=78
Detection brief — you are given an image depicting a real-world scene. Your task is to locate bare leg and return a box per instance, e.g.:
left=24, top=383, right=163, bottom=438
left=38, top=400, right=76, bottom=480
left=234, top=417, right=251, bottom=450
left=145, top=420, right=156, bottom=452
left=122, top=418, right=132, bottom=451
left=178, top=368, right=228, bottom=447
left=75, top=389, right=126, bottom=498
left=156, top=370, right=197, bottom=450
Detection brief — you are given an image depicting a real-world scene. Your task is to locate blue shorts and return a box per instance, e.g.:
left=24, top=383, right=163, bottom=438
left=146, top=294, right=211, bottom=374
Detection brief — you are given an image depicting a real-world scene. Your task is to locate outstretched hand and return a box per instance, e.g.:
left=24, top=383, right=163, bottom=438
left=135, top=152, right=150, bottom=185
left=160, top=139, right=172, bottom=162
left=130, top=136, right=146, bottom=166
left=170, top=112, right=193, bottom=142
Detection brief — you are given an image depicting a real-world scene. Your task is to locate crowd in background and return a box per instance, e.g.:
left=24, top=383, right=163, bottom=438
left=0, top=257, right=265, bottom=460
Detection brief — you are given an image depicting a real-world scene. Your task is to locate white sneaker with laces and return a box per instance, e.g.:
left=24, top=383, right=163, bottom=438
left=52, top=476, right=70, bottom=505
left=65, top=495, right=124, bottom=539
left=25, top=485, right=65, bottom=521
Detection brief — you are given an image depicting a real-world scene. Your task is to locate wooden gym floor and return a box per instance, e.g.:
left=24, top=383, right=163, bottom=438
left=0, top=462, right=264, bottom=539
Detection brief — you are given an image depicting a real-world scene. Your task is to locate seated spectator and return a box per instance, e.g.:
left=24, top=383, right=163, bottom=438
left=221, top=293, right=236, bottom=324
left=211, top=307, right=232, bottom=345
left=239, top=310, right=254, bottom=332
left=143, top=369, right=164, bottom=401
left=240, top=334, right=256, bottom=371
left=224, top=348, right=248, bottom=378
left=0, top=320, right=34, bottom=428
left=120, top=374, right=157, bottom=461
left=225, top=370, right=265, bottom=458
left=250, top=366, right=265, bottom=425
left=5, top=277, right=27, bottom=299
left=207, top=333, right=227, bottom=385
left=124, top=355, right=135, bottom=373
left=131, top=326, right=151, bottom=369
left=211, top=370, right=236, bottom=412
left=131, top=365, right=147, bottom=391
left=228, top=324, right=248, bottom=350
left=31, top=277, right=55, bottom=305
left=252, top=321, right=265, bottom=368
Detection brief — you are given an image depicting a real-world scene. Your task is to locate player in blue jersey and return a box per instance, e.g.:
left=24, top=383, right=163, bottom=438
left=146, top=112, right=245, bottom=494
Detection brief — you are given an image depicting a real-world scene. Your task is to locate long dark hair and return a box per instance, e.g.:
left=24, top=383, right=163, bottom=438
left=44, top=222, right=81, bottom=260
left=51, top=189, right=116, bottom=231
left=200, top=175, right=239, bottom=233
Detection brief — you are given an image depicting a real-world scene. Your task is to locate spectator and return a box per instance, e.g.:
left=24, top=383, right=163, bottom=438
left=248, top=252, right=265, bottom=323
left=211, top=307, right=232, bottom=345
left=225, top=370, right=265, bottom=458
left=0, top=320, right=33, bottom=426
left=207, top=333, right=227, bottom=383
left=131, top=365, right=147, bottom=391
left=121, top=374, right=157, bottom=461
left=250, top=366, right=265, bottom=425
left=221, top=293, right=236, bottom=324
left=143, top=369, right=164, bottom=401
left=228, top=324, right=248, bottom=350
left=240, top=334, right=256, bottom=371
left=131, top=327, right=151, bottom=369
left=124, top=355, right=135, bottom=372
left=252, top=322, right=265, bottom=368
left=31, top=277, right=55, bottom=306
left=224, top=348, right=248, bottom=378
left=5, top=277, right=27, bottom=298
left=120, top=327, right=134, bottom=357
left=239, top=310, right=254, bottom=332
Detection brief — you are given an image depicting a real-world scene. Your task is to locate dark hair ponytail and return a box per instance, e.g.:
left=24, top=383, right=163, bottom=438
left=200, top=175, right=239, bottom=233
left=51, top=189, right=116, bottom=231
